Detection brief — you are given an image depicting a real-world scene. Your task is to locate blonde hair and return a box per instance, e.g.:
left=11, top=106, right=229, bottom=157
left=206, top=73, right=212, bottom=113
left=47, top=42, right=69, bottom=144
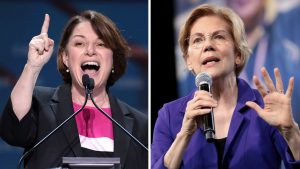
left=179, top=4, right=252, bottom=75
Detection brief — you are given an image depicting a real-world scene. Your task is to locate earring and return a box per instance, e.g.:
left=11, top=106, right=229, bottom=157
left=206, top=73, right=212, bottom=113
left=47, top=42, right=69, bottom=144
left=66, top=68, right=69, bottom=73
left=111, top=68, right=115, bottom=74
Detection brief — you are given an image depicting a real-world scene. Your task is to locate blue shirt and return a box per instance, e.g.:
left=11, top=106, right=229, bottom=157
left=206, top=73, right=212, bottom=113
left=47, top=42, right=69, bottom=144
left=152, top=78, right=300, bottom=169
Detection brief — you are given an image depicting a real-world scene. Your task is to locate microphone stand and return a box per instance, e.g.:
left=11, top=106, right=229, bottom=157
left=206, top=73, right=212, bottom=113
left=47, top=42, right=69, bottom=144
left=89, top=93, right=148, bottom=151
left=16, top=87, right=90, bottom=169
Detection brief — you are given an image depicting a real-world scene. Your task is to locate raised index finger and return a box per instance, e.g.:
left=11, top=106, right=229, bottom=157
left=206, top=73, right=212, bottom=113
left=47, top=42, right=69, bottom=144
left=41, top=14, right=50, bottom=34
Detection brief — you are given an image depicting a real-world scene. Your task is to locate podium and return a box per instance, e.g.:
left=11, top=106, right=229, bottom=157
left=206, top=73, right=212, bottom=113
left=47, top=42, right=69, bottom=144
left=60, top=157, right=121, bottom=169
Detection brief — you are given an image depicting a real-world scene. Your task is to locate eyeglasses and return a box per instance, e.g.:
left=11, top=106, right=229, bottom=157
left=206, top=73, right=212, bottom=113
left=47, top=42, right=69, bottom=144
left=187, top=30, right=232, bottom=49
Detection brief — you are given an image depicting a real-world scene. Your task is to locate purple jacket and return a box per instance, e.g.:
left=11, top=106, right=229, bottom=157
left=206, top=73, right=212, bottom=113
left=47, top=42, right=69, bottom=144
left=151, top=78, right=300, bottom=169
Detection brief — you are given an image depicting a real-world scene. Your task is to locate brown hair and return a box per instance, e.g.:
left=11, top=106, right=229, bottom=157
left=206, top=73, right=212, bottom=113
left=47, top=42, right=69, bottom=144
left=179, top=4, right=251, bottom=75
left=57, top=10, right=130, bottom=87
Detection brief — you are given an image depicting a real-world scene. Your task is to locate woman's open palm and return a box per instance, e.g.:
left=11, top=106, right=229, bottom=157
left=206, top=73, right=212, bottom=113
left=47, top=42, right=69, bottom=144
left=246, top=67, right=295, bottom=128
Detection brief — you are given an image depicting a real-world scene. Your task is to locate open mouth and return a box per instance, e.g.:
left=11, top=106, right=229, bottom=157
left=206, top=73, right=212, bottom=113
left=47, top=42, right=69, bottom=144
left=202, top=57, right=220, bottom=65
left=81, top=61, right=100, bottom=74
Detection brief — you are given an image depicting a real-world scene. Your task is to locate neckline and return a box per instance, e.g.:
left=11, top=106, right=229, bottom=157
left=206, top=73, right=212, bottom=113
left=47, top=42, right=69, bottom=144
left=72, top=102, right=110, bottom=109
left=214, top=137, right=227, bottom=141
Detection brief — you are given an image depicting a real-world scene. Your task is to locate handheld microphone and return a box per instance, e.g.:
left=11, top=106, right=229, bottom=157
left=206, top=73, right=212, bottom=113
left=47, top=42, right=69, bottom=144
left=85, top=75, right=148, bottom=151
left=17, top=74, right=91, bottom=169
left=195, top=72, right=215, bottom=142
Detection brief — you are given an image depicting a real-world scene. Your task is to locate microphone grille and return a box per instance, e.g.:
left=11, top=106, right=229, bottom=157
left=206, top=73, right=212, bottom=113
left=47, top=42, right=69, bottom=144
left=195, top=72, right=212, bottom=87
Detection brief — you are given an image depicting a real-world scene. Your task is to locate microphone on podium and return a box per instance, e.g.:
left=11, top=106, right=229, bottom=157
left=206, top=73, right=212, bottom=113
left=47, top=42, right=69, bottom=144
left=85, top=75, right=148, bottom=151
left=17, top=74, right=92, bottom=169
left=195, top=72, right=215, bottom=142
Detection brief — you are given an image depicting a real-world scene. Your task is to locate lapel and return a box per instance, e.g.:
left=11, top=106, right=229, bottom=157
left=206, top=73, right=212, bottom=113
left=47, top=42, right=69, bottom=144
left=109, top=94, right=133, bottom=168
left=223, top=102, right=245, bottom=160
left=49, top=83, right=82, bottom=157
left=223, top=78, right=257, bottom=161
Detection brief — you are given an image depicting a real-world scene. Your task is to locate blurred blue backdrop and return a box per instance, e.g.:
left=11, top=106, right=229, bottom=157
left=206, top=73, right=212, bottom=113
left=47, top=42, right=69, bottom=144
left=0, top=0, right=148, bottom=168
left=174, top=0, right=300, bottom=128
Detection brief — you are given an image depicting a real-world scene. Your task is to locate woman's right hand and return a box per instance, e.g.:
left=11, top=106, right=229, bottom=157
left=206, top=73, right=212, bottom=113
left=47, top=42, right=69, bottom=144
left=11, top=14, right=55, bottom=121
left=27, top=14, right=54, bottom=71
left=180, top=90, right=218, bottom=136
left=164, top=90, right=218, bottom=168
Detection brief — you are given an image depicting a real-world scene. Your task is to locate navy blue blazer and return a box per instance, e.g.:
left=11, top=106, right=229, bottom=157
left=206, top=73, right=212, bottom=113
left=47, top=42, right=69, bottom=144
left=0, top=83, right=148, bottom=169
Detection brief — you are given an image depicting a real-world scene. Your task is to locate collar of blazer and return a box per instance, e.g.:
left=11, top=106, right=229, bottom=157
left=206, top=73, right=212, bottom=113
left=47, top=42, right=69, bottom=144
left=49, top=83, right=134, bottom=167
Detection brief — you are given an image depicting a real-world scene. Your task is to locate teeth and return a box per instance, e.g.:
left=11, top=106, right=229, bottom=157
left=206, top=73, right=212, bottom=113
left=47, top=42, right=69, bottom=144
left=82, top=61, right=99, bottom=66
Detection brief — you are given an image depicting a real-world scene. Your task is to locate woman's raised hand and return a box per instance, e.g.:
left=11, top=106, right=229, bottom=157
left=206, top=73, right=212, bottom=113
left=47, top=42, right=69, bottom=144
left=27, top=14, right=54, bottom=70
left=246, top=67, right=295, bottom=129
left=246, top=67, right=300, bottom=160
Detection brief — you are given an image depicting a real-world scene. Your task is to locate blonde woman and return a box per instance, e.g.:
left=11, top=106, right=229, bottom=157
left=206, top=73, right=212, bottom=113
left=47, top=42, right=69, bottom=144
left=152, top=4, right=300, bottom=169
